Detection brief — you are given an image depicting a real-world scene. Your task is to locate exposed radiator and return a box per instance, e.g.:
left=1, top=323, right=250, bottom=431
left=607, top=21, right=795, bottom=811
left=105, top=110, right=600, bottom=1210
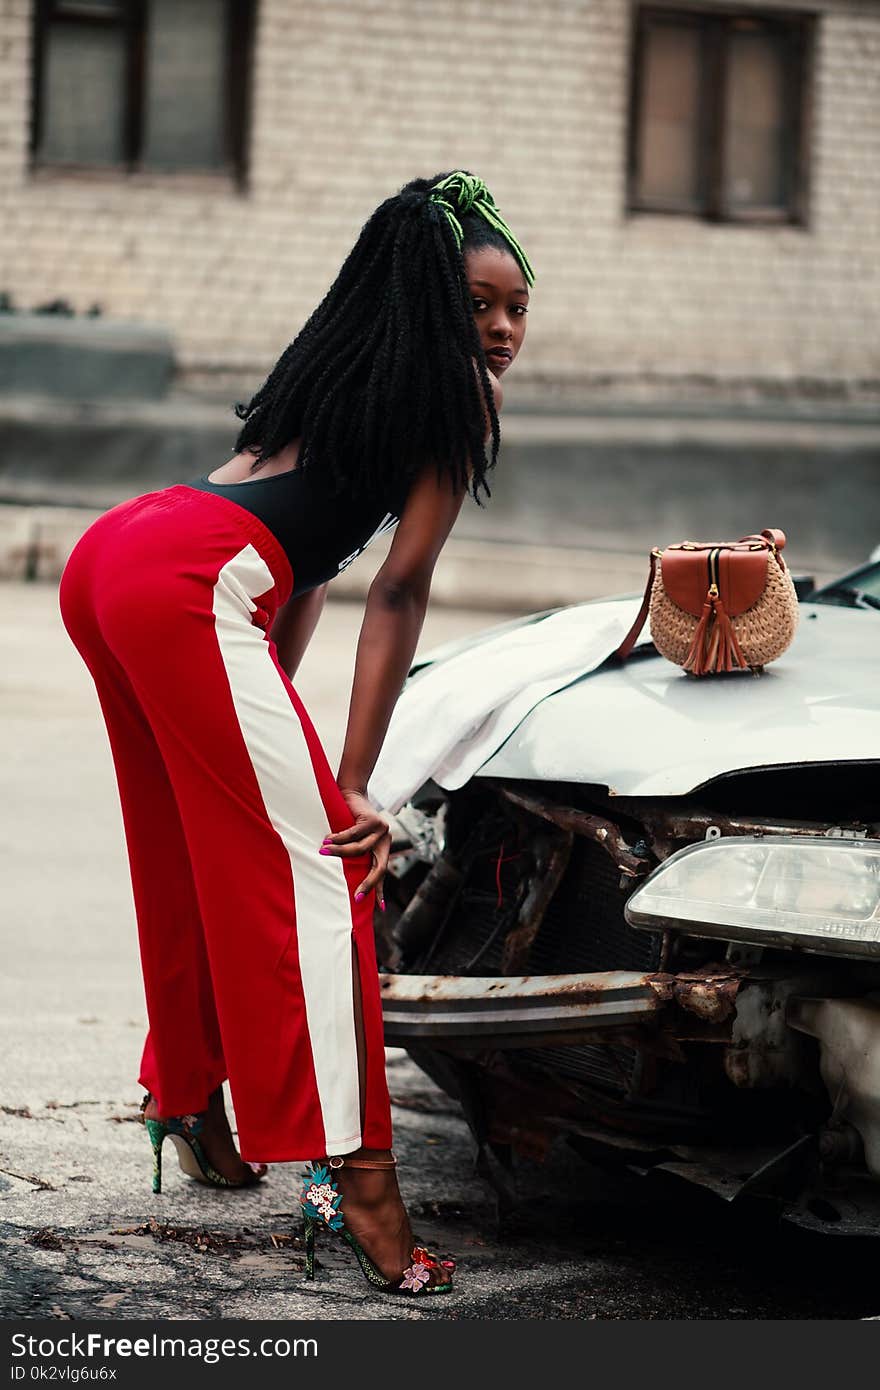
left=523, top=838, right=661, bottom=1096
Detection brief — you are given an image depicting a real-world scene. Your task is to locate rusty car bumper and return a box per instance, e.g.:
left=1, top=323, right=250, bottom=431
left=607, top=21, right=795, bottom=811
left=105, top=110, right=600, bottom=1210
left=380, top=970, right=661, bottom=1047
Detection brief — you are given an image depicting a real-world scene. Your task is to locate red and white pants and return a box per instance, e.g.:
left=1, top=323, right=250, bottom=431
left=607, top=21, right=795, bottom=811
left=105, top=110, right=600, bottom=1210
left=59, top=484, right=392, bottom=1162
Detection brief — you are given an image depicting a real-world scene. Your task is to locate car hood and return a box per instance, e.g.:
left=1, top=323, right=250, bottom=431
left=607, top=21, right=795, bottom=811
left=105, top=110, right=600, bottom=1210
left=481, top=606, right=878, bottom=800
left=444, top=601, right=880, bottom=797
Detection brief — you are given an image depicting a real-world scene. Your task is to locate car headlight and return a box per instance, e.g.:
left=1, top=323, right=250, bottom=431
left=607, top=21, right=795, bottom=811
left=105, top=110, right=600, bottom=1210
left=624, top=835, right=880, bottom=961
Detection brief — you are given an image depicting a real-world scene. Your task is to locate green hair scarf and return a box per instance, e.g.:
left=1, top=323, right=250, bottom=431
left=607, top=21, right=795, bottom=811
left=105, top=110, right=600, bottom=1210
left=428, top=171, right=535, bottom=287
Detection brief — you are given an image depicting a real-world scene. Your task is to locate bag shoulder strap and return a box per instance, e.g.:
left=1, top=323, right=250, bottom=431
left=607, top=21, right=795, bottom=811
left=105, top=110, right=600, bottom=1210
left=615, top=550, right=659, bottom=663
left=739, top=528, right=786, bottom=550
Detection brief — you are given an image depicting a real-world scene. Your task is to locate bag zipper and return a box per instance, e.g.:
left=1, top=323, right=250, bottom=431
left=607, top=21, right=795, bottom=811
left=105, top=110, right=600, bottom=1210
left=708, top=547, right=720, bottom=598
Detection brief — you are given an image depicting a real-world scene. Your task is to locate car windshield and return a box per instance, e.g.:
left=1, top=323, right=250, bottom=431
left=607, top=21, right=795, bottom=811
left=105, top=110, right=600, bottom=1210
left=810, top=558, right=880, bottom=609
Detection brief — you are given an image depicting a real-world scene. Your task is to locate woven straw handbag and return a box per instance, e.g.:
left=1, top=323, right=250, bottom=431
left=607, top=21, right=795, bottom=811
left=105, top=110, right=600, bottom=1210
left=616, top=528, right=799, bottom=676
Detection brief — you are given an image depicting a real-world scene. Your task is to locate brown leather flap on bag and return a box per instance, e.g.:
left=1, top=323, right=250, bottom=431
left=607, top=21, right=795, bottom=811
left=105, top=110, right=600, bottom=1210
left=661, top=547, right=769, bottom=617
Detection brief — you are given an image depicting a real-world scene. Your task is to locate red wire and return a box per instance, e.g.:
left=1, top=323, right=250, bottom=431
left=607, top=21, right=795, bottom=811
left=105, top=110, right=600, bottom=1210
left=494, top=840, right=522, bottom=909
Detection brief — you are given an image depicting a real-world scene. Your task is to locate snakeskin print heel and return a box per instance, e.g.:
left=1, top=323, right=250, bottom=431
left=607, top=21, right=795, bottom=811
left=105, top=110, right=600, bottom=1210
left=299, top=1154, right=455, bottom=1296
left=139, top=1092, right=266, bottom=1193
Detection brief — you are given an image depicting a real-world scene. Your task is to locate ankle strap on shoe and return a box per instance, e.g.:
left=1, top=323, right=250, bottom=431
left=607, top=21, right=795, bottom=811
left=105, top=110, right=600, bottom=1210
left=327, top=1152, right=397, bottom=1171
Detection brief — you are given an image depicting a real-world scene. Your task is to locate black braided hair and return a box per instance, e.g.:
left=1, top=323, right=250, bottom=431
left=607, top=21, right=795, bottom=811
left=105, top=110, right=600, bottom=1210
left=232, top=172, right=532, bottom=505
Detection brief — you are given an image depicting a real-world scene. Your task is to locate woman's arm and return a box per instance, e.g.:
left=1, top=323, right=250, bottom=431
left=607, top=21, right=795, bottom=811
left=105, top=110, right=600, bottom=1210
left=339, top=465, right=467, bottom=792
left=320, top=464, right=470, bottom=901
left=269, top=583, right=329, bottom=680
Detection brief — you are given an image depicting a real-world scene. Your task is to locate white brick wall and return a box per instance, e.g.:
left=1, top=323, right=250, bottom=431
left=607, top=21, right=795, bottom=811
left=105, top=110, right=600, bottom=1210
left=0, top=0, right=877, bottom=398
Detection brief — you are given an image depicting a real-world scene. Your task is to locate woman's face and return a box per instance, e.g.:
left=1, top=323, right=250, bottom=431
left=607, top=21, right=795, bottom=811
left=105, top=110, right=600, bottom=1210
left=464, top=245, right=529, bottom=377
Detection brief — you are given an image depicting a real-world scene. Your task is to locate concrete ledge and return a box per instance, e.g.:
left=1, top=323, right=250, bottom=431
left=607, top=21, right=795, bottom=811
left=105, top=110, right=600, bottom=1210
left=0, top=501, right=647, bottom=608
left=0, top=316, right=175, bottom=400
left=1, top=395, right=877, bottom=580
left=0, top=505, right=103, bottom=583
left=0, top=503, right=838, bottom=611
left=332, top=531, right=653, bottom=610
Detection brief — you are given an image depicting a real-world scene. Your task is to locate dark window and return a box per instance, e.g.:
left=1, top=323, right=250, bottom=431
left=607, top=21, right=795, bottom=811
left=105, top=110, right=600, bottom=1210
left=31, top=0, right=255, bottom=179
left=628, top=6, right=812, bottom=223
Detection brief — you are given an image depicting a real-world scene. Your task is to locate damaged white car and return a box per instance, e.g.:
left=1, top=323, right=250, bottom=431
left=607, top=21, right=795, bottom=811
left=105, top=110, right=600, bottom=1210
left=369, top=557, right=880, bottom=1235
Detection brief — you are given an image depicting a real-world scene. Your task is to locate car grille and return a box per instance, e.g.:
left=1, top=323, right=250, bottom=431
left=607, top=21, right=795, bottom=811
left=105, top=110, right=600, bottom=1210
left=419, top=831, right=662, bottom=1097
left=419, top=889, right=511, bottom=974
left=516, top=1041, right=639, bottom=1091
left=529, top=838, right=660, bottom=975
left=522, top=838, right=662, bottom=1096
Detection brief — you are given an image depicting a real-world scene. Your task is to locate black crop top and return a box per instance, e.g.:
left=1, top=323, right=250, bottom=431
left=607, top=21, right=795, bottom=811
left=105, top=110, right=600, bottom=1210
left=186, top=466, right=407, bottom=594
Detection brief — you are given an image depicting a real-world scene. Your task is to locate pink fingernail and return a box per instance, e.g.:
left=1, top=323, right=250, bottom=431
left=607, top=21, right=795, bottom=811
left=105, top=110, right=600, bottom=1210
left=319, top=847, right=331, bottom=855
left=354, top=892, right=365, bottom=902
left=379, top=901, right=386, bottom=913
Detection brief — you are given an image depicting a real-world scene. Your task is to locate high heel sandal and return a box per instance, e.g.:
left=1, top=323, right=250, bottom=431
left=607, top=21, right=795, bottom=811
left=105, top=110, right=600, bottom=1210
left=139, top=1092, right=266, bottom=1194
left=300, top=1153, right=455, bottom=1296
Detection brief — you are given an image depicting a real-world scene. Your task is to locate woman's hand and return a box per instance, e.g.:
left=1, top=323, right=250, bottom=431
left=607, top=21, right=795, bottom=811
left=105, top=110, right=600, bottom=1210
left=320, top=789, right=392, bottom=909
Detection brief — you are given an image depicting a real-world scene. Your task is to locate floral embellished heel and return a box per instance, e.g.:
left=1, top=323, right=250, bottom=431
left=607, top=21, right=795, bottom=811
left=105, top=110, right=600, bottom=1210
left=299, top=1154, right=455, bottom=1297
left=139, top=1092, right=266, bottom=1193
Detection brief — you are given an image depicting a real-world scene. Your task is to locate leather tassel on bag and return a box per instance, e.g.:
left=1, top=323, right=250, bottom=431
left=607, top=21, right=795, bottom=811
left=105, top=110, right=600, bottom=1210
left=683, top=595, right=714, bottom=675
left=684, top=591, right=748, bottom=675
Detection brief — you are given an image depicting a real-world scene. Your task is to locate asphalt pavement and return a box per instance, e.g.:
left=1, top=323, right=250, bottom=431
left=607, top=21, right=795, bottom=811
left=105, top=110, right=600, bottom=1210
left=2, top=582, right=878, bottom=1321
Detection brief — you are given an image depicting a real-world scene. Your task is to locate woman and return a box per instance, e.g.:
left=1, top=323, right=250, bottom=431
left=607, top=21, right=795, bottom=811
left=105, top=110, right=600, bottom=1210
left=59, top=171, right=532, bottom=1297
